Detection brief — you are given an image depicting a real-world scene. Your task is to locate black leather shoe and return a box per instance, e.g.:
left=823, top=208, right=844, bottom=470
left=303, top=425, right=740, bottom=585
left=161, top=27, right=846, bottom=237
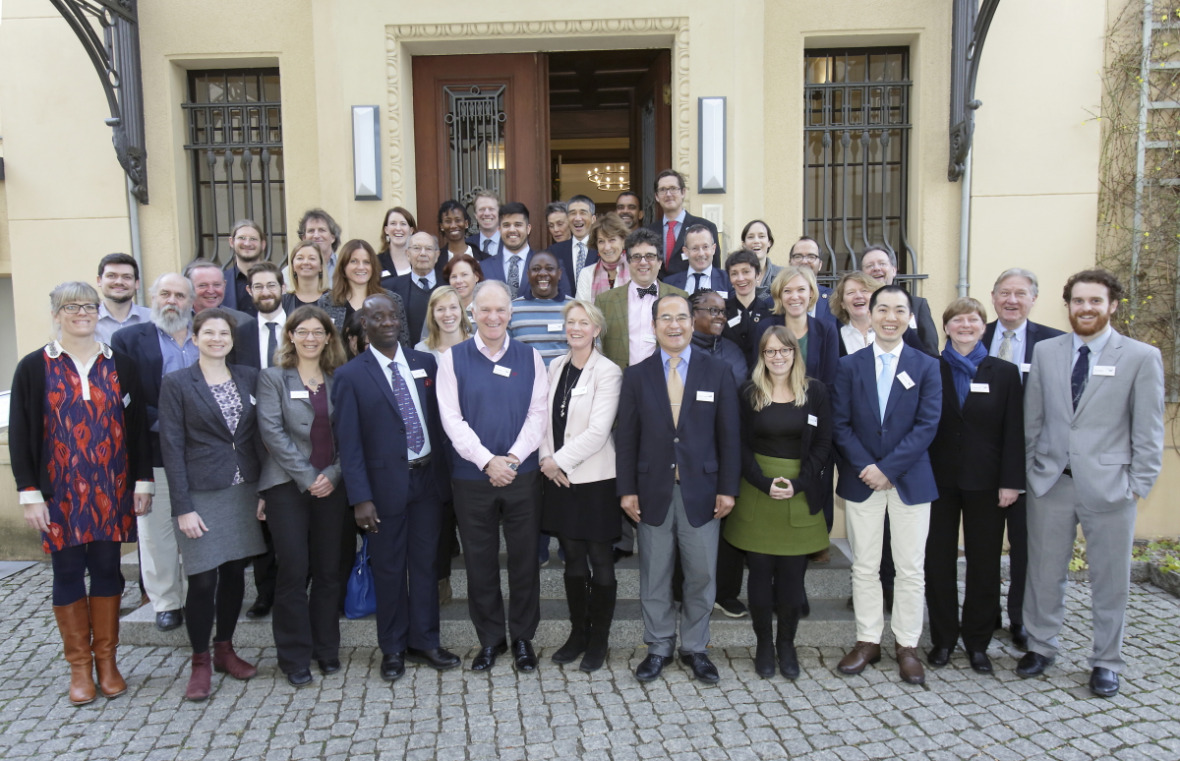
left=287, top=668, right=313, bottom=687
left=317, top=658, right=341, bottom=675
left=1089, top=667, right=1119, bottom=697
left=635, top=654, right=668, bottom=682
left=967, top=650, right=993, bottom=674
left=471, top=642, right=508, bottom=671
left=406, top=647, right=461, bottom=671
left=1010, top=624, right=1029, bottom=651
left=1015, top=651, right=1054, bottom=678
left=927, top=647, right=952, bottom=667
left=155, top=609, right=183, bottom=631
left=380, top=652, right=405, bottom=681
left=680, top=652, right=720, bottom=684
left=512, top=639, right=537, bottom=672
left=246, top=599, right=272, bottom=619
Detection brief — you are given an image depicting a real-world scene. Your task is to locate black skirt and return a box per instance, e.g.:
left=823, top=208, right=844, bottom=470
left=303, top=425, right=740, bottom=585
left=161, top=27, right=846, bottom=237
left=541, top=477, right=620, bottom=543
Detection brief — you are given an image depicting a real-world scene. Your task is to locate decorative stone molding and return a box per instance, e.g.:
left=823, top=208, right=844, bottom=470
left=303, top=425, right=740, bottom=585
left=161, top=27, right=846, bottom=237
left=383, top=17, right=690, bottom=204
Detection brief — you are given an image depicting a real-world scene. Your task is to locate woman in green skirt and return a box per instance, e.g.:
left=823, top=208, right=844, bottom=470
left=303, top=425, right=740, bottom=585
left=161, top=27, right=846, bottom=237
left=725, top=325, right=832, bottom=680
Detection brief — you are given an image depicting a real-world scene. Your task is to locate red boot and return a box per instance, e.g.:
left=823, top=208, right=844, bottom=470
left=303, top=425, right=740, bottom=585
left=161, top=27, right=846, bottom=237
left=213, top=641, right=257, bottom=680
left=185, top=652, right=212, bottom=701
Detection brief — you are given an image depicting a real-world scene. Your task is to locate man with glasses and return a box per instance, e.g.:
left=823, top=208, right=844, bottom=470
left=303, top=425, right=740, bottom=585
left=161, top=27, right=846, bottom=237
left=665, top=225, right=731, bottom=296
left=616, top=293, right=740, bottom=683
left=384, top=231, right=443, bottom=344
left=95, top=253, right=151, bottom=344
left=786, top=237, right=835, bottom=324
left=595, top=228, right=687, bottom=370
left=859, top=246, right=939, bottom=355
left=644, top=169, right=720, bottom=279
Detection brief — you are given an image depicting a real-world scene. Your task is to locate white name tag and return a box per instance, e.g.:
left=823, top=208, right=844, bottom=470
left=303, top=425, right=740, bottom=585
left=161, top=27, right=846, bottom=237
left=290, top=390, right=310, bottom=399
left=716, top=290, right=729, bottom=299
left=1020, top=363, right=1032, bottom=373
left=411, top=368, right=428, bottom=379
left=572, top=387, right=588, bottom=397
left=807, top=414, right=818, bottom=427
left=493, top=365, right=512, bottom=378
left=249, top=395, right=257, bottom=405
left=727, top=314, right=742, bottom=328
left=547, top=323, right=563, bottom=333
left=681, top=252, right=689, bottom=261
left=696, top=390, right=715, bottom=402
left=380, top=269, right=392, bottom=278
left=122, top=393, right=131, bottom=408
left=908, top=315, right=917, bottom=330
left=644, top=334, right=657, bottom=343
left=969, top=383, right=990, bottom=393
left=897, top=371, right=915, bottom=390
left=1093, top=365, right=1117, bottom=377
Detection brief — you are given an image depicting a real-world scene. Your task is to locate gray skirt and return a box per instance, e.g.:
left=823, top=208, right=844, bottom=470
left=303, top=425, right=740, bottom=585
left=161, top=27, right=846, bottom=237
left=173, top=481, right=266, bottom=576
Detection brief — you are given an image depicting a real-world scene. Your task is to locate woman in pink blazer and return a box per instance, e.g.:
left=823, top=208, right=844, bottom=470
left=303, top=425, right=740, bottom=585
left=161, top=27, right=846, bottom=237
left=538, top=299, right=623, bottom=673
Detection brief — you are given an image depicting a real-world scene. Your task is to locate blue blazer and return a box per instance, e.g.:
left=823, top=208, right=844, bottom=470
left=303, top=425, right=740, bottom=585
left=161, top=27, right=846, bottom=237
left=831, top=345, right=941, bottom=505
left=331, top=348, right=451, bottom=511
left=519, top=238, right=597, bottom=300
left=615, top=349, right=741, bottom=528
left=111, top=322, right=166, bottom=465
left=664, top=268, right=732, bottom=295
left=752, top=314, right=839, bottom=387
left=981, top=319, right=1064, bottom=378
left=814, top=285, right=836, bottom=324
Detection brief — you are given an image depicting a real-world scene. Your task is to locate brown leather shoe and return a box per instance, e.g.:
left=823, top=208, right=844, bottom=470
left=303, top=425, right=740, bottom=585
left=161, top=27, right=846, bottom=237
left=53, top=599, right=96, bottom=706
left=896, top=645, right=926, bottom=685
left=837, top=641, right=881, bottom=675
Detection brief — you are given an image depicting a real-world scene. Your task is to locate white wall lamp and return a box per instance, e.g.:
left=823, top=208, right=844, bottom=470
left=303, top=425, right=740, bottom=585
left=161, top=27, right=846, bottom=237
left=698, top=96, right=726, bottom=194
left=352, top=105, right=382, bottom=200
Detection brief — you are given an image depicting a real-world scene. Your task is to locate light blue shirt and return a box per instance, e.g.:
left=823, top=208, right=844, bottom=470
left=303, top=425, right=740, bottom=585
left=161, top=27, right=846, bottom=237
left=660, top=343, right=693, bottom=384
left=988, top=320, right=1027, bottom=361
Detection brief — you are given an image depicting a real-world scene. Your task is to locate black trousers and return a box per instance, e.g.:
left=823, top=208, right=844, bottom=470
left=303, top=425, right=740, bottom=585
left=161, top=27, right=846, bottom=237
left=452, top=470, right=541, bottom=647
left=264, top=480, right=349, bottom=673
left=924, top=486, right=1006, bottom=652
left=1003, top=494, right=1029, bottom=627
left=252, top=521, right=278, bottom=605
left=436, top=498, right=460, bottom=582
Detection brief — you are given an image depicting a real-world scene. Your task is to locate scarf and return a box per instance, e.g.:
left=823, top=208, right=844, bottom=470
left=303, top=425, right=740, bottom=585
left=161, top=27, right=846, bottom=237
left=942, top=341, right=987, bottom=407
left=591, top=259, right=630, bottom=300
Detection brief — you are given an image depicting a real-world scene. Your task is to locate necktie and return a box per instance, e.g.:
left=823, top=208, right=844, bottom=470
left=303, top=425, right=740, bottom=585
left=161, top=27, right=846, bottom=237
left=877, top=352, right=894, bottom=422
left=666, top=221, right=677, bottom=265
left=390, top=364, right=425, bottom=453
left=576, top=241, right=586, bottom=273
left=265, top=322, right=278, bottom=369
left=668, top=356, right=683, bottom=426
left=693, top=273, right=704, bottom=293
left=998, top=330, right=1015, bottom=362
left=507, top=255, right=520, bottom=298
left=418, top=277, right=430, bottom=291
left=482, top=239, right=492, bottom=256
left=636, top=283, right=658, bottom=298
left=1071, top=345, right=1090, bottom=410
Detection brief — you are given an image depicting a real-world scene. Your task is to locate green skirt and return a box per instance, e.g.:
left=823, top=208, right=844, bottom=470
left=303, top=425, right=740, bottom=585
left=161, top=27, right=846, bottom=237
left=724, top=454, right=828, bottom=556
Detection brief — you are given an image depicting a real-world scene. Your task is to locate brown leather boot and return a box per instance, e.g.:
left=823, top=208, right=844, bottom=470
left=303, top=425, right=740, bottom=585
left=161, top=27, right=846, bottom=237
left=88, top=595, right=127, bottom=698
left=213, top=641, right=257, bottom=680
left=52, top=599, right=96, bottom=706
left=185, top=651, right=212, bottom=701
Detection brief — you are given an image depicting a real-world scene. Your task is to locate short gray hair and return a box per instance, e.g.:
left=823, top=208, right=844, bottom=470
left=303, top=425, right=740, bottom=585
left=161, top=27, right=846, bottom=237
left=50, top=281, right=100, bottom=313
left=992, top=267, right=1039, bottom=298
left=472, top=279, right=512, bottom=306
left=149, top=272, right=194, bottom=299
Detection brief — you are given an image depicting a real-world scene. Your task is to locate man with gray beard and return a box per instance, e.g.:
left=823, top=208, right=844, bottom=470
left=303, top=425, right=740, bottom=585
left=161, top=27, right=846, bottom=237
left=111, top=273, right=199, bottom=631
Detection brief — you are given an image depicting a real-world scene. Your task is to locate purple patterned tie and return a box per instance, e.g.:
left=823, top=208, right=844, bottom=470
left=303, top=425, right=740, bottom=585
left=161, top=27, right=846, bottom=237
left=390, top=364, right=425, bottom=453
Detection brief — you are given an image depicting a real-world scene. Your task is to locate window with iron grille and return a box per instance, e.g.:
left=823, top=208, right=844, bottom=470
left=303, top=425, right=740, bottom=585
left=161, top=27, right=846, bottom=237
left=183, top=69, right=286, bottom=265
left=804, top=48, right=914, bottom=276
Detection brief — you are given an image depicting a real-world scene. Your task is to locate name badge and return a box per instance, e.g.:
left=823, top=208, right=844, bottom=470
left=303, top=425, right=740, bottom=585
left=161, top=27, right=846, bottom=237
left=696, top=390, right=715, bottom=402
left=249, top=395, right=257, bottom=405
left=897, top=371, right=915, bottom=390
left=493, top=365, right=512, bottom=378
left=380, top=269, right=392, bottom=278
left=547, top=323, right=563, bottom=333
left=122, top=393, right=131, bottom=408
left=908, top=315, right=917, bottom=330
left=290, top=390, right=310, bottom=400
left=681, top=252, right=689, bottom=261
left=1093, top=365, right=1116, bottom=377
left=411, top=368, right=428, bottom=379
left=969, top=383, right=990, bottom=393
left=807, top=414, right=818, bottom=427
left=1020, top=363, right=1032, bottom=373
left=727, top=314, right=742, bottom=328
left=716, top=290, right=729, bottom=299
left=572, top=387, right=588, bottom=397
left=644, top=334, right=657, bottom=343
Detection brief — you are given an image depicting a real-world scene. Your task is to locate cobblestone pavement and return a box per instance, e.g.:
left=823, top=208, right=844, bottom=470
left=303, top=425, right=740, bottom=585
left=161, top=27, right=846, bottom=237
left=1, top=563, right=1178, bottom=761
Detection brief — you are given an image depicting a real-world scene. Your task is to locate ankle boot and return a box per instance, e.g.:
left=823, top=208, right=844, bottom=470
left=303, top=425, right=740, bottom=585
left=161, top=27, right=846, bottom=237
left=88, top=595, right=126, bottom=698
left=579, top=580, right=617, bottom=673
left=212, top=640, right=257, bottom=680
left=776, top=605, right=801, bottom=680
left=552, top=577, right=590, bottom=664
left=53, top=599, right=96, bottom=706
left=749, top=605, right=776, bottom=678
left=185, top=651, right=212, bottom=701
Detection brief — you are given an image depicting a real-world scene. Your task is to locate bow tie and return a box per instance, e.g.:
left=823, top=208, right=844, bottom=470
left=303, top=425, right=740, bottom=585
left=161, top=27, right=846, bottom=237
left=636, top=284, right=658, bottom=298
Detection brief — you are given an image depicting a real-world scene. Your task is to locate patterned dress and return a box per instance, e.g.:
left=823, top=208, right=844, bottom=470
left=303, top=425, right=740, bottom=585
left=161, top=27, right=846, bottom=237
left=40, top=345, right=136, bottom=553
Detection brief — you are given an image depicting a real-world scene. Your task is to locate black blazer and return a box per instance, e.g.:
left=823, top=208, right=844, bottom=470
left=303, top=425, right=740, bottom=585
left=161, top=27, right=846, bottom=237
left=8, top=346, right=153, bottom=500
left=646, top=212, right=720, bottom=278
left=738, top=379, right=833, bottom=510
left=220, top=262, right=256, bottom=316
left=531, top=238, right=598, bottom=298
left=157, top=363, right=262, bottom=515
left=111, top=322, right=166, bottom=464
left=910, top=295, right=939, bottom=356
left=615, top=348, right=741, bottom=528
left=222, top=307, right=261, bottom=369
left=466, top=234, right=501, bottom=262
left=753, top=315, right=839, bottom=387
left=981, top=319, right=1065, bottom=377
left=383, top=273, right=437, bottom=344
left=929, top=356, right=1025, bottom=493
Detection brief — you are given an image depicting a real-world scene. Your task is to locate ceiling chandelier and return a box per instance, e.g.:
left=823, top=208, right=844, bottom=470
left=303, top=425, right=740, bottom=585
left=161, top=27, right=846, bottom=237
left=587, top=164, right=630, bottom=192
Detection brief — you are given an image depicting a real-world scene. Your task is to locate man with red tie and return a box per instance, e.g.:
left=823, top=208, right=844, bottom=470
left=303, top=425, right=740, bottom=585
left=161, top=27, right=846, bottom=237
left=644, top=169, right=720, bottom=280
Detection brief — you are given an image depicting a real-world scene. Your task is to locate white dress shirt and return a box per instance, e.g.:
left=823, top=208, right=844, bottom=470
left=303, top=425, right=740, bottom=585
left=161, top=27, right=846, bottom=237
left=257, top=308, right=286, bottom=369
left=368, top=344, right=432, bottom=459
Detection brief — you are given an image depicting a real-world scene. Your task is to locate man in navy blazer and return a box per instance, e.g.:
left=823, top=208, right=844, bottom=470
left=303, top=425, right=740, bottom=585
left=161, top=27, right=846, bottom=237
left=664, top=225, right=732, bottom=297
left=331, top=293, right=460, bottom=681
left=646, top=169, right=721, bottom=279
left=787, top=237, right=835, bottom=324
left=535, top=195, right=600, bottom=298
left=831, top=284, right=941, bottom=685
left=859, top=247, right=939, bottom=356
left=616, top=294, right=741, bottom=684
left=982, top=267, right=1064, bottom=650
left=383, top=232, right=443, bottom=344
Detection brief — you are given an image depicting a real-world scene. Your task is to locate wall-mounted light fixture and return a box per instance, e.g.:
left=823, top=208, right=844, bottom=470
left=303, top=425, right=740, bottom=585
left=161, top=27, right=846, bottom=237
left=698, top=97, right=726, bottom=194
left=352, top=105, right=381, bottom=200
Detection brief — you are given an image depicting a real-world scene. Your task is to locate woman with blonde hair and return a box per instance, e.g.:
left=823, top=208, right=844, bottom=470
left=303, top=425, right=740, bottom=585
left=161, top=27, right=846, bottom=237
left=725, top=325, right=832, bottom=680
left=415, top=286, right=473, bottom=359
left=283, top=240, right=328, bottom=311
left=753, top=265, right=838, bottom=386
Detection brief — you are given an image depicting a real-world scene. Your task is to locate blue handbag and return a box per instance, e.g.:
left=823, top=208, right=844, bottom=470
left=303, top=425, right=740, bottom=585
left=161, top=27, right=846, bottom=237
left=344, top=534, right=377, bottom=619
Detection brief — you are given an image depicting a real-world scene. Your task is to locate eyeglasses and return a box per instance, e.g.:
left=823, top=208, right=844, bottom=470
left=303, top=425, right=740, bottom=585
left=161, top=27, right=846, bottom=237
left=629, top=253, right=660, bottom=263
left=686, top=246, right=713, bottom=255
left=693, top=307, right=726, bottom=317
left=656, top=186, right=683, bottom=196
left=790, top=253, right=821, bottom=263
left=293, top=329, right=328, bottom=339
left=249, top=282, right=282, bottom=292
left=762, top=347, right=795, bottom=358
left=656, top=314, right=692, bottom=325
left=60, top=303, right=100, bottom=315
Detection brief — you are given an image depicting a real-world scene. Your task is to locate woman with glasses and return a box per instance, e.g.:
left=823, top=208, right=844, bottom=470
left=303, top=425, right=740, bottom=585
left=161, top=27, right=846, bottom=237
left=725, top=326, right=832, bottom=680
left=741, top=220, right=780, bottom=300
left=9, top=283, right=153, bottom=706
left=256, top=306, right=350, bottom=687
left=689, top=289, right=747, bottom=385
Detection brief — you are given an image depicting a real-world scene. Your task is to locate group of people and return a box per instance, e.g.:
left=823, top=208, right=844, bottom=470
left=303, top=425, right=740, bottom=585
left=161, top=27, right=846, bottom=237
left=9, top=167, right=1164, bottom=706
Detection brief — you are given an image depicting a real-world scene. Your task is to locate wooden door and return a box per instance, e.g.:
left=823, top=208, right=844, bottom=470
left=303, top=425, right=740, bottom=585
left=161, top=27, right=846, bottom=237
left=413, top=54, right=550, bottom=251
left=631, top=50, right=672, bottom=227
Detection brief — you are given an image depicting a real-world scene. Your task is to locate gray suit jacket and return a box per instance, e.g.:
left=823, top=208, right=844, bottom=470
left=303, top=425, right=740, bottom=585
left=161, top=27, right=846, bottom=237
left=1025, top=329, right=1164, bottom=510
left=256, top=366, right=343, bottom=492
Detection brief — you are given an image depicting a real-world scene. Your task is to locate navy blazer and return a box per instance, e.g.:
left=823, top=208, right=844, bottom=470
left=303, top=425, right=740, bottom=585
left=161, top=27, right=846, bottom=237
left=981, top=319, right=1065, bottom=378
left=331, top=347, right=451, bottom=512
left=220, top=262, right=256, bottom=316
left=752, top=314, right=839, bottom=387
left=814, top=285, right=836, bottom=324
left=831, top=344, right=941, bottom=505
left=664, top=268, right=732, bottom=295
left=466, top=233, right=500, bottom=261
left=647, top=212, right=720, bottom=278
left=615, top=348, right=741, bottom=528
left=382, top=273, right=437, bottom=345
left=111, top=322, right=167, bottom=464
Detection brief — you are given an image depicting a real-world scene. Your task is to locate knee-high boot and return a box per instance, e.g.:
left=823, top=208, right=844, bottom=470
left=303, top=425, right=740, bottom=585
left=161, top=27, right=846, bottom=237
left=552, top=576, right=590, bottom=664
left=52, top=599, right=96, bottom=706
left=88, top=595, right=127, bottom=698
left=750, top=606, right=776, bottom=678
left=776, top=605, right=801, bottom=680
left=579, top=580, right=617, bottom=673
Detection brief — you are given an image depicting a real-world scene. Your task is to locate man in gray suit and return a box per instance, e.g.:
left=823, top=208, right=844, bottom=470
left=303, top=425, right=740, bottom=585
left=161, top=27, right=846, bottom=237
left=1016, top=269, right=1164, bottom=698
